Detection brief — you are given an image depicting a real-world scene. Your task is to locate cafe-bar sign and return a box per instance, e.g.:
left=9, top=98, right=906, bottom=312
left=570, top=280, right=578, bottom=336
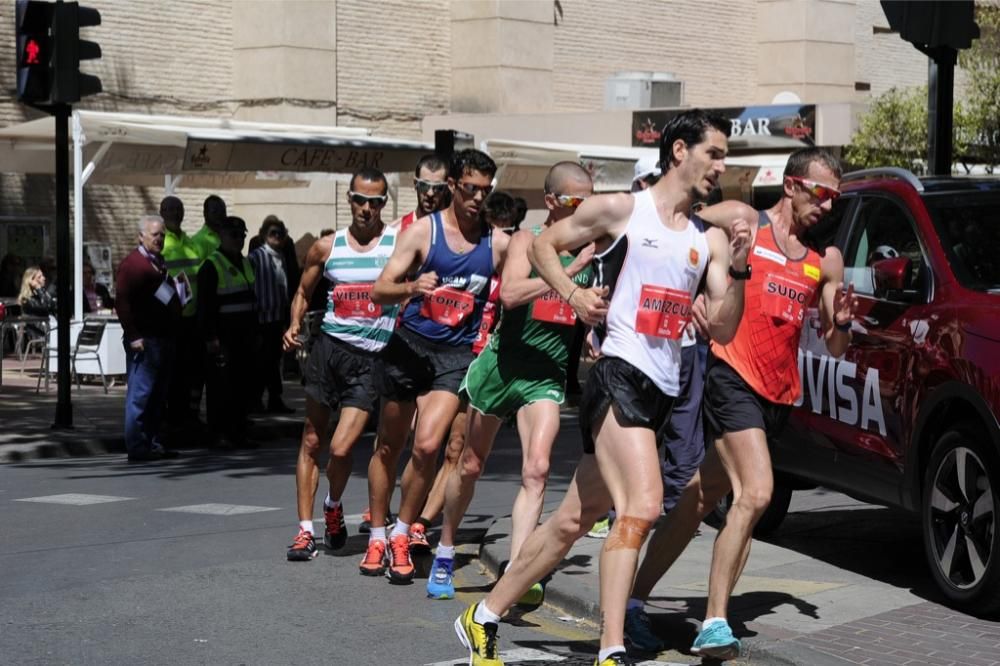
left=632, top=105, right=816, bottom=149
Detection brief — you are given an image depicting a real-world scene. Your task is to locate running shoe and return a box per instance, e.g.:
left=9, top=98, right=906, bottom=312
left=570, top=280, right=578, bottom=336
left=594, top=652, right=633, bottom=665
left=587, top=514, right=612, bottom=539
left=624, top=606, right=664, bottom=653
left=359, top=538, right=387, bottom=576
left=454, top=603, right=504, bottom=666
left=359, top=507, right=394, bottom=534
left=387, top=533, right=415, bottom=583
left=690, top=620, right=741, bottom=660
left=409, top=521, right=431, bottom=554
left=516, top=581, right=545, bottom=610
left=286, top=529, right=318, bottom=562
left=323, top=503, right=347, bottom=550
left=426, top=557, right=455, bottom=599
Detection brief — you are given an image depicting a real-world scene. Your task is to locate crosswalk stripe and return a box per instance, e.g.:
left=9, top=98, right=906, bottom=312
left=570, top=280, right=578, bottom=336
left=157, top=503, right=280, bottom=516
left=15, top=493, right=134, bottom=505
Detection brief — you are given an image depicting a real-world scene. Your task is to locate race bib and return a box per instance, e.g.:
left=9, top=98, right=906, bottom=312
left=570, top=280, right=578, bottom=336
left=472, top=305, right=497, bottom=355
left=634, top=285, right=692, bottom=339
left=332, top=282, right=381, bottom=319
left=762, top=273, right=812, bottom=325
left=420, top=285, right=475, bottom=326
left=532, top=289, right=577, bottom=326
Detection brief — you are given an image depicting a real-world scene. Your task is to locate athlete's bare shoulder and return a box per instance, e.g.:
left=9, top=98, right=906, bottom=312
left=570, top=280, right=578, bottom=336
left=306, top=233, right=335, bottom=265
left=575, top=191, right=635, bottom=235
left=698, top=200, right=758, bottom=230
left=818, top=244, right=845, bottom=281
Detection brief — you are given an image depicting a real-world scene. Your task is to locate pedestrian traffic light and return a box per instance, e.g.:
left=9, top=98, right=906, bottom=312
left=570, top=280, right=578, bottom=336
left=51, top=1, right=103, bottom=104
left=15, top=0, right=54, bottom=104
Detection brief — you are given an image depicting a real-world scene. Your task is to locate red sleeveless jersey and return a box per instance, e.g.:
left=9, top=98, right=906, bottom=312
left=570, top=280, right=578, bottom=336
left=711, top=213, right=823, bottom=405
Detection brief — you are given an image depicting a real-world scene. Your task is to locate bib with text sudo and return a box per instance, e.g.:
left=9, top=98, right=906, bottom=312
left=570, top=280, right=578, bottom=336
left=761, top=273, right=812, bottom=325
left=420, top=285, right=475, bottom=327
left=332, top=282, right=381, bottom=319
left=532, top=289, right=577, bottom=326
left=635, top=285, right=691, bottom=339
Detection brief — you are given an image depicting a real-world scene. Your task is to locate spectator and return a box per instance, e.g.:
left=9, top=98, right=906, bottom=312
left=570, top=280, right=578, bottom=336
left=248, top=215, right=294, bottom=413
left=480, top=190, right=519, bottom=232
left=81, top=262, right=114, bottom=314
left=191, top=195, right=227, bottom=261
left=512, top=196, right=528, bottom=232
left=17, top=266, right=56, bottom=341
left=198, top=216, right=258, bottom=448
left=116, top=215, right=182, bottom=463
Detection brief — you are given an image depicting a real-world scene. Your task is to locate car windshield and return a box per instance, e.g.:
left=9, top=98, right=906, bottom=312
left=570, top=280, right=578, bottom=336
left=925, top=191, right=1000, bottom=292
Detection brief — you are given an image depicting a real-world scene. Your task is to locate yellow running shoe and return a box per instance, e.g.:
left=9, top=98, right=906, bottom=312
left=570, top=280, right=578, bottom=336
left=594, top=651, right=633, bottom=665
left=516, top=581, right=545, bottom=610
left=454, top=603, right=504, bottom=665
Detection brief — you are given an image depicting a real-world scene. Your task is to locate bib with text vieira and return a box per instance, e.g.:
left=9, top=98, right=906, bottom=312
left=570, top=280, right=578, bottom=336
left=710, top=210, right=824, bottom=405
left=634, top=285, right=692, bottom=339
left=532, top=289, right=577, bottom=326
left=332, top=282, right=381, bottom=319
left=420, top=285, right=475, bottom=326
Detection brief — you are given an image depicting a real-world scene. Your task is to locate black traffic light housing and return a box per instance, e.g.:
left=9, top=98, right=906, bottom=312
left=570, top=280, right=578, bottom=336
left=15, top=0, right=102, bottom=107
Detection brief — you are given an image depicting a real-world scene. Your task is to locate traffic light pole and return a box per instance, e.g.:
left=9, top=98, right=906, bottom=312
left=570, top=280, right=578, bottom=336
left=53, top=102, right=73, bottom=428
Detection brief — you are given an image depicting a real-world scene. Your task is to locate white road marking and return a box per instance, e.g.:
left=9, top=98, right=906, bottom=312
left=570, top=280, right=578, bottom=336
left=15, top=493, right=134, bottom=505
left=157, top=503, right=280, bottom=516
left=425, top=647, right=685, bottom=665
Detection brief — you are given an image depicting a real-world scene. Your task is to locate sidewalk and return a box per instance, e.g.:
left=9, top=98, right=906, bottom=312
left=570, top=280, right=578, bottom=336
left=477, top=508, right=1000, bottom=666
left=0, top=364, right=306, bottom=463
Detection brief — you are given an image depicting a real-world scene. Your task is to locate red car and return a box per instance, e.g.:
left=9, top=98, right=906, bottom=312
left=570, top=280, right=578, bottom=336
left=762, top=168, right=1000, bottom=613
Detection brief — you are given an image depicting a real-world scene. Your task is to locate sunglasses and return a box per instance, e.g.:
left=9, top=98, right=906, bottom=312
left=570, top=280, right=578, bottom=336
left=267, top=228, right=286, bottom=238
left=348, top=192, right=388, bottom=208
left=553, top=194, right=588, bottom=209
left=455, top=181, right=493, bottom=198
left=415, top=179, right=448, bottom=195
left=789, top=176, right=840, bottom=203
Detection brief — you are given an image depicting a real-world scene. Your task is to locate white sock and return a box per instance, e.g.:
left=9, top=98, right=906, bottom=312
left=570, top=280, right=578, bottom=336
left=299, top=520, right=313, bottom=534
left=598, top=646, right=626, bottom=662
left=324, top=495, right=339, bottom=509
left=391, top=519, right=410, bottom=539
left=702, top=616, right=727, bottom=629
left=436, top=544, right=456, bottom=560
left=370, top=527, right=386, bottom=541
left=474, top=602, right=501, bottom=625
left=626, top=598, right=644, bottom=611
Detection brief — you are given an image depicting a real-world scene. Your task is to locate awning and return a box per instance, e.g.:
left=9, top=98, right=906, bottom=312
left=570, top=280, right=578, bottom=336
left=0, top=110, right=432, bottom=188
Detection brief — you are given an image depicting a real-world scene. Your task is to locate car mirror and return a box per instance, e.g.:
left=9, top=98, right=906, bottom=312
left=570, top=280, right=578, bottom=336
left=872, top=256, right=913, bottom=298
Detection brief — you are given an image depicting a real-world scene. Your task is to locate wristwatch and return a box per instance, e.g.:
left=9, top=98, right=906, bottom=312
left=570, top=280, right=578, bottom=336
left=729, top=264, right=752, bottom=280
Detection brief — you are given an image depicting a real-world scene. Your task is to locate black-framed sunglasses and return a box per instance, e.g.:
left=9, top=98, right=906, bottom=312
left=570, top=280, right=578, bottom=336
left=348, top=191, right=388, bottom=208
left=267, top=228, right=287, bottom=239
left=455, top=181, right=493, bottom=198
left=415, top=179, right=448, bottom=195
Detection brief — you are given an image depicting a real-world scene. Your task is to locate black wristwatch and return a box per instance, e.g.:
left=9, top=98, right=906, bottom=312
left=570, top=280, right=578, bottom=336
left=729, top=264, right=752, bottom=280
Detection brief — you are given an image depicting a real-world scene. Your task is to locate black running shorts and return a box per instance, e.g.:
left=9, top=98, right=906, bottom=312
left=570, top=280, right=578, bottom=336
left=579, top=355, right=675, bottom=454
left=373, top=326, right=473, bottom=402
left=702, top=353, right=791, bottom=440
left=303, top=333, right=378, bottom=412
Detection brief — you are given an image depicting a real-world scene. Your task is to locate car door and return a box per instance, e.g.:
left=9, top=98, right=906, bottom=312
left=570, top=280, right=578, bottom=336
left=801, top=194, right=930, bottom=503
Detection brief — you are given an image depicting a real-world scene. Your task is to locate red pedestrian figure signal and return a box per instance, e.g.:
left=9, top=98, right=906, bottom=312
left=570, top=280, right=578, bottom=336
left=24, top=38, right=41, bottom=64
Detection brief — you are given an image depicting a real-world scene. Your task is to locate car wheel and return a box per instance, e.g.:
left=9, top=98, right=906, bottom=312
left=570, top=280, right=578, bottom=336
left=702, top=481, right=792, bottom=536
left=922, top=425, right=1000, bottom=614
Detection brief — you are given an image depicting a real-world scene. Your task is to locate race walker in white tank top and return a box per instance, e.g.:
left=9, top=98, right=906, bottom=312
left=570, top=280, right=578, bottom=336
left=594, top=188, right=710, bottom=396
left=320, top=227, right=399, bottom=353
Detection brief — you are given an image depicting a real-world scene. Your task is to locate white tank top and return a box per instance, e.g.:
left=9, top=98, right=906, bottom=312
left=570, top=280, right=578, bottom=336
left=595, top=189, right=710, bottom=395
left=320, top=227, right=399, bottom=353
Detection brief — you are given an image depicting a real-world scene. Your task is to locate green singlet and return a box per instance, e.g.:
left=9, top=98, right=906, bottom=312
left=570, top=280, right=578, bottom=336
left=460, top=229, right=592, bottom=417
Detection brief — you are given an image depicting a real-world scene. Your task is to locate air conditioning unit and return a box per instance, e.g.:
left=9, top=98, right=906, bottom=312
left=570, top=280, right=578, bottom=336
left=604, top=72, right=684, bottom=111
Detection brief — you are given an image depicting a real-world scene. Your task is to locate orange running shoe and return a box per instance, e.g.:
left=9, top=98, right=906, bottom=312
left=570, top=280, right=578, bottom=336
left=324, top=503, right=347, bottom=550
left=286, top=529, right=317, bottom=562
left=359, top=538, right=387, bottom=576
left=409, top=521, right=431, bottom=554
left=387, top=533, right=415, bottom=583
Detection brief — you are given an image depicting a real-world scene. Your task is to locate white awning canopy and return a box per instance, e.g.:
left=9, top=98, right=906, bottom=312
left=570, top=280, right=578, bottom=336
left=0, top=110, right=434, bottom=320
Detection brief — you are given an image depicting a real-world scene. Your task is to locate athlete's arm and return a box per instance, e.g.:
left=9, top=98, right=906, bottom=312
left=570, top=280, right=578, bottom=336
left=283, top=236, right=332, bottom=350
left=697, top=200, right=758, bottom=232
left=818, top=246, right=857, bottom=358
left=499, top=230, right=594, bottom=309
left=529, top=193, right=631, bottom=326
left=372, top=217, right=437, bottom=306
left=491, top=227, right=512, bottom=277
left=702, top=221, right=751, bottom=344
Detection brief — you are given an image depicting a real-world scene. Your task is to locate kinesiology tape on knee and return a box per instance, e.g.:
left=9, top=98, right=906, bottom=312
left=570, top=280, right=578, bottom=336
left=605, top=515, right=652, bottom=551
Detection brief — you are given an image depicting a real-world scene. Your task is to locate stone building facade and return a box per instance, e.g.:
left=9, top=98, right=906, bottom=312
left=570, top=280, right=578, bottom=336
left=0, top=0, right=939, bottom=272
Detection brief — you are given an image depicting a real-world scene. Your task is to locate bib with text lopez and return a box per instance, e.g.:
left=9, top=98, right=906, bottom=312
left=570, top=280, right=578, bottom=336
left=420, top=285, right=475, bottom=327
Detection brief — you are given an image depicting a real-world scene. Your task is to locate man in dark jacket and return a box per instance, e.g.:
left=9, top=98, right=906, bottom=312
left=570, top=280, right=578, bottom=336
left=116, top=215, right=183, bottom=462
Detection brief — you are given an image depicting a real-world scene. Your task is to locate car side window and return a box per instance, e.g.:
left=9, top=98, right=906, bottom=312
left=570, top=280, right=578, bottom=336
left=845, top=197, right=926, bottom=298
